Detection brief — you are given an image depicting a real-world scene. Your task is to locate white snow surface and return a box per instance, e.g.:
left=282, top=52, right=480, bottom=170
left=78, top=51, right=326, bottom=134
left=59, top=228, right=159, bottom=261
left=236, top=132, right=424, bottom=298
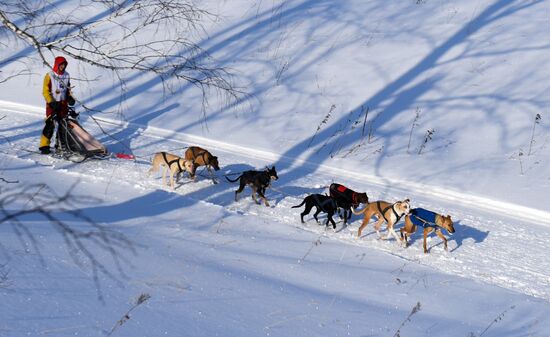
left=1, top=0, right=550, bottom=336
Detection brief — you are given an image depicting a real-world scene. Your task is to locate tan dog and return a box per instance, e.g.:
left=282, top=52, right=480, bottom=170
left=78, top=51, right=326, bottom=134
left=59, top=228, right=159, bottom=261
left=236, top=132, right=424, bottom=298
left=148, top=152, right=194, bottom=190
left=400, top=208, right=455, bottom=253
left=352, top=199, right=411, bottom=241
left=184, top=146, right=220, bottom=181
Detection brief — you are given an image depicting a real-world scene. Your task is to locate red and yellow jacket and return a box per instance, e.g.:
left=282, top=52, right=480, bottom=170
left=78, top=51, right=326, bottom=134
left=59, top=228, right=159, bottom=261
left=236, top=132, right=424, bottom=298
left=43, top=56, right=71, bottom=117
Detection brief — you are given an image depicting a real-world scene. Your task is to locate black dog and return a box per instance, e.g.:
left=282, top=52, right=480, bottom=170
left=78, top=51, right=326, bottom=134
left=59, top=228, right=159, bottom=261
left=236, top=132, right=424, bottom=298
left=226, top=166, right=278, bottom=206
left=329, top=183, right=369, bottom=224
left=292, top=194, right=338, bottom=229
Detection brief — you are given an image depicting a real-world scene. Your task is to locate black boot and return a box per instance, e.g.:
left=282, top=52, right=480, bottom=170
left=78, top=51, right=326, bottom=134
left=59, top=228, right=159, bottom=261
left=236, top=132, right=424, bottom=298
left=39, top=146, right=51, bottom=155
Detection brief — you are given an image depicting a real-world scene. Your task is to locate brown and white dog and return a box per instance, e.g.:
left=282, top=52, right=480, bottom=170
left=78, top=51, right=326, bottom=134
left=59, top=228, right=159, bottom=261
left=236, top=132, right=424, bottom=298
left=184, top=146, right=220, bottom=181
left=148, top=152, right=194, bottom=190
left=352, top=199, right=411, bottom=241
left=400, top=208, right=455, bottom=253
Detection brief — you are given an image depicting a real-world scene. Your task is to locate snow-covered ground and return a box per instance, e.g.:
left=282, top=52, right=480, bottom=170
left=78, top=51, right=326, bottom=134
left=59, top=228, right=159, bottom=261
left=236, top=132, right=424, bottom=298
left=1, top=0, right=550, bottom=336
left=1, top=105, right=549, bottom=336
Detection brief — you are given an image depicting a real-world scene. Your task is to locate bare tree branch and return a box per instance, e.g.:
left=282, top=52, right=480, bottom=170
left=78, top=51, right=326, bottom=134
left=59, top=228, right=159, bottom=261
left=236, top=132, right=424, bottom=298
left=0, top=0, right=246, bottom=114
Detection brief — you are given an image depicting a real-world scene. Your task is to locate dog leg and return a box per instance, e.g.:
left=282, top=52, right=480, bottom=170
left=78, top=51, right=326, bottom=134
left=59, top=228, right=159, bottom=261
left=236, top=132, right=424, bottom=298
left=258, top=193, right=270, bottom=207
left=357, top=218, right=370, bottom=238
left=386, top=223, right=401, bottom=242
left=373, top=218, right=385, bottom=239
left=343, top=208, right=349, bottom=225
left=251, top=193, right=259, bottom=204
left=207, top=166, right=216, bottom=183
left=399, top=228, right=409, bottom=248
left=170, top=168, right=177, bottom=190
left=435, top=229, right=448, bottom=251
left=358, top=210, right=375, bottom=238
left=423, top=228, right=432, bottom=253
left=161, top=165, right=168, bottom=187
left=257, top=187, right=270, bottom=207
left=235, top=182, right=245, bottom=201
left=313, top=207, right=322, bottom=223
left=252, top=187, right=269, bottom=206
left=328, top=213, right=336, bottom=230
left=250, top=186, right=261, bottom=205
left=301, top=202, right=312, bottom=223
left=400, top=228, right=409, bottom=247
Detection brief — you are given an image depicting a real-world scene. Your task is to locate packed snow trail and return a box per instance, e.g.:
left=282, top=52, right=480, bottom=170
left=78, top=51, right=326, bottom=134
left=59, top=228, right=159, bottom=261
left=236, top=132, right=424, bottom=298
left=1, top=102, right=549, bottom=302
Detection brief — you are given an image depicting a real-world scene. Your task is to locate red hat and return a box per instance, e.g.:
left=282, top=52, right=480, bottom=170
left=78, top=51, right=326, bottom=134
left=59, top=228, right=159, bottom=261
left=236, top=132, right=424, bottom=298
left=53, top=56, right=68, bottom=75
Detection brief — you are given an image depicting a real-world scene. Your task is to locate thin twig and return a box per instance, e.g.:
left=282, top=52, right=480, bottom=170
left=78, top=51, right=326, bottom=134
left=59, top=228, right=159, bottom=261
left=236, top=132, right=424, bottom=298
left=407, top=107, right=420, bottom=153
left=393, top=302, right=422, bottom=337
left=298, top=235, right=322, bottom=264
left=476, top=305, right=516, bottom=337
left=528, top=113, right=542, bottom=156
left=307, top=104, right=336, bottom=148
left=106, top=293, right=152, bottom=337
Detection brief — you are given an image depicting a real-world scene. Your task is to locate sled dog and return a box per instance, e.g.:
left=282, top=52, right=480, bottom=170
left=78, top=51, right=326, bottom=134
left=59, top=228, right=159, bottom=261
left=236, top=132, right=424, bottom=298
left=225, top=166, right=278, bottom=206
left=329, top=183, right=369, bottom=225
left=401, top=208, right=455, bottom=253
left=149, top=152, right=194, bottom=190
left=292, top=194, right=338, bottom=229
left=352, top=199, right=411, bottom=241
left=184, top=146, right=220, bottom=181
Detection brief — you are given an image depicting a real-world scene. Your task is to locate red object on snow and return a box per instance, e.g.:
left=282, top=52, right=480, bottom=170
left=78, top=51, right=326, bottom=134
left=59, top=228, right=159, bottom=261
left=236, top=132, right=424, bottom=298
left=115, top=153, right=135, bottom=160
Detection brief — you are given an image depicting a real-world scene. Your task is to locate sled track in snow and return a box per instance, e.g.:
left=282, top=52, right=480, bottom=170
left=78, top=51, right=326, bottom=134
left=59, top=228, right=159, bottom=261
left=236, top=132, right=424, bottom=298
left=3, top=100, right=550, bottom=301
left=3, top=99, right=550, bottom=228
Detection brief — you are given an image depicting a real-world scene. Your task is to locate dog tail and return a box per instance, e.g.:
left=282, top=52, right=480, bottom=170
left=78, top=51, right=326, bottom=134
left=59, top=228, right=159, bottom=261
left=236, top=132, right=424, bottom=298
left=291, top=199, right=306, bottom=208
left=225, top=174, right=242, bottom=183
left=351, top=204, right=368, bottom=215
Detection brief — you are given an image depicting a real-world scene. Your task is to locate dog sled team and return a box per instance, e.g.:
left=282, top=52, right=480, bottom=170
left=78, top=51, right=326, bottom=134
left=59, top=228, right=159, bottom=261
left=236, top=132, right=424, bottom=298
left=39, top=56, right=455, bottom=254
left=293, top=183, right=455, bottom=254
left=146, top=146, right=455, bottom=254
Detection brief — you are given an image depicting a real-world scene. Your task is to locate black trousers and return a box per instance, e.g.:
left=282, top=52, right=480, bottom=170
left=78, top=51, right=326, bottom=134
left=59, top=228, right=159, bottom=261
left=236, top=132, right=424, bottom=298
left=39, top=116, right=56, bottom=149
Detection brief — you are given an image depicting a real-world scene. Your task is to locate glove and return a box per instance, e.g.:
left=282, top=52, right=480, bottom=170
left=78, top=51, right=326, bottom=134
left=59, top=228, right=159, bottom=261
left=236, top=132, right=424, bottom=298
left=67, top=94, right=75, bottom=106
left=69, top=108, right=79, bottom=118
left=48, top=101, right=60, bottom=113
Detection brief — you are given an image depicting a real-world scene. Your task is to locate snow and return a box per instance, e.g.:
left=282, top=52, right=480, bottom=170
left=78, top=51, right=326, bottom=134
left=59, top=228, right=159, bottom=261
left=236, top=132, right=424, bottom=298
left=1, top=1, right=550, bottom=336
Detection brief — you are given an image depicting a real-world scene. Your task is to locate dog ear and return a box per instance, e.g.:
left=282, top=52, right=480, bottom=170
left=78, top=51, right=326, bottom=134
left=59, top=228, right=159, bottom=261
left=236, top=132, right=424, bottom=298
left=404, top=198, right=410, bottom=203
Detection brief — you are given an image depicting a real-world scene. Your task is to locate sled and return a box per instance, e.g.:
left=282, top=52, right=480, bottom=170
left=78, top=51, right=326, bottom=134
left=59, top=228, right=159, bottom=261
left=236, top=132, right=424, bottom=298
left=54, top=108, right=109, bottom=162
left=44, top=106, right=136, bottom=163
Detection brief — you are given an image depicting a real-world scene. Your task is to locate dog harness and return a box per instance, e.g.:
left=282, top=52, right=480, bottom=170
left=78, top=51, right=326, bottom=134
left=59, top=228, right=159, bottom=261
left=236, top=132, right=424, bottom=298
left=409, top=208, right=438, bottom=228
left=190, top=147, right=209, bottom=164
left=161, top=152, right=184, bottom=172
left=377, top=201, right=403, bottom=224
